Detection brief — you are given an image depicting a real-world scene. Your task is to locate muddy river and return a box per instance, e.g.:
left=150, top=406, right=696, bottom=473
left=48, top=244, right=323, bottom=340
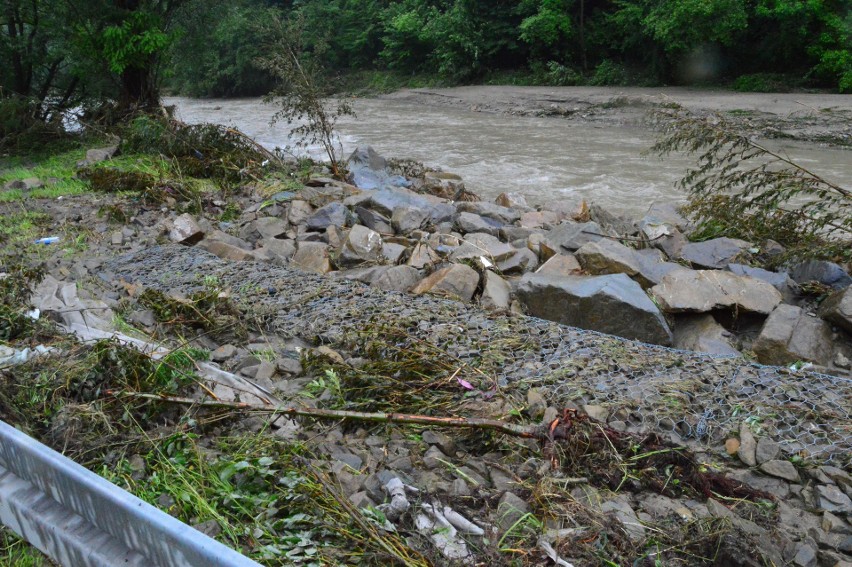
left=166, top=88, right=851, bottom=217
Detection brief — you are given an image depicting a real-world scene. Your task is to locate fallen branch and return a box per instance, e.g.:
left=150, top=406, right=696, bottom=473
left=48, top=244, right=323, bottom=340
left=106, top=391, right=545, bottom=438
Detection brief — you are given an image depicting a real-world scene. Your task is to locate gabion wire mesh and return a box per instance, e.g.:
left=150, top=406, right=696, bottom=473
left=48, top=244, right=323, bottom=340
left=109, top=245, right=852, bottom=467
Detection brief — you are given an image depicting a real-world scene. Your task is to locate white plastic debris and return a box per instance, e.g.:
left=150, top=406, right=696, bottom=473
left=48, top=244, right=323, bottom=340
left=442, top=506, right=484, bottom=536
left=34, top=236, right=60, bottom=245
left=416, top=503, right=472, bottom=563
left=380, top=477, right=411, bottom=521
left=0, top=344, right=54, bottom=369
left=538, top=538, right=574, bottom=567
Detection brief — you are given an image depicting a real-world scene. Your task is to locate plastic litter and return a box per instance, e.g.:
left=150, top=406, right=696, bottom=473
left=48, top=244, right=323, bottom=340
left=0, top=344, right=54, bottom=369
left=34, top=236, right=60, bottom=245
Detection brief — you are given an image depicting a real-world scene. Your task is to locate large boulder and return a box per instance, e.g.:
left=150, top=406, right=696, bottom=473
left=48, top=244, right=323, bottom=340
left=364, top=189, right=454, bottom=226
left=516, top=273, right=673, bottom=345
left=168, top=213, right=204, bottom=245
left=575, top=240, right=642, bottom=278
left=338, top=225, right=384, bottom=267
left=254, top=217, right=289, bottom=240
left=727, top=264, right=798, bottom=303
left=372, top=265, right=421, bottom=292
left=347, top=146, right=410, bottom=190
left=456, top=201, right=521, bottom=225
left=451, top=233, right=515, bottom=262
left=789, top=260, right=852, bottom=290
left=679, top=238, right=752, bottom=269
left=411, top=264, right=480, bottom=302
left=535, top=254, right=582, bottom=277
left=544, top=221, right=605, bottom=252
left=673, top=314, right=740, bottom=357
left=819, top=287, right=852, bottom=334
left=480, top=271, right=511, bottom=309
left=454, top=212, right=503, bottom=235
left=650, top=270, right=782, bottom=315
left=752, top=304, right=834, bottom=366
left=355, top=207, right=393, bottom=234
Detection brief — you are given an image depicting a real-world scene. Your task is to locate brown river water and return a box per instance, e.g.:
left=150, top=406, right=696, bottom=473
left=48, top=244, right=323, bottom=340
left=166, top=92, right=851, bottom=218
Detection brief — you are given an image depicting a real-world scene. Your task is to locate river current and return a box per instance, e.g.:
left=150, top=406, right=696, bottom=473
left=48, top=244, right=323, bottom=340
left=166, top=95, right=850, bottom=218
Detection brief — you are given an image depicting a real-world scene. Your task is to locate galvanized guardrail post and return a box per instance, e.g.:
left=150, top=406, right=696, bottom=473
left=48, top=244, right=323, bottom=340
left=0, top=419, right=262, bottom=567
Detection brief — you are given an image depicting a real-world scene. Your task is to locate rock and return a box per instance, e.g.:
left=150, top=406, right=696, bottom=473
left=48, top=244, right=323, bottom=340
left=645, top=202, right=689, bottom=231
left=819, top=287, right=852, bottom=334
left=822, top=512, right=852, bottom=534
left=497, top=492, right=530, bottom=532
left=339, top=266, right=388, bottom=285
left=481, top=271, right=511, bottom=309
left=601, top=497, right=645, bottom=541
left=706, top=499, right=765, bottom=537
left=792, top=542, right=817, bottom=567
left=455, top=211, right=503, bottom=235
left=672, top=314, right=740, bottom=356
left=422, top=445, right=447, bottom=469
left=516, top=273, right=673, bottom=345
left=650, top=270, right=782, bottom=315
left=127, top=309, right=156, bottom=328
left=287, top=200, right=313, bottom=226
left=496, top=248, right=538, bottom=275
left=192, top=519, right=222, bottom=539
left=725, top=438, right=741, bottom=455
left=372, top=265, right=421, bottom=292
left=86, top=145, right=119, bottom=165
left=679, top=237, right=752, bottom=269
left=169, top=213, right=204, bottom=245
left=257, top=238, right=296, bottom=264
left=391, top=206, right=429, bottom=234
left=111, top=231, right=124, bottom=246
left=728, top=263, right=798, bottom=302
left=755, top=438, right=781, bottom=465
left=790, top=260, right=852, bottom=290
left=738, top=423, right=757, bottom=467
left=348, top=146, right=409, bottom=190
left=211, top=344, right=237, bottom=362
left=575, top=239, right=642, bottom=278
left=355, top=207, right=393, bottom=234
left=456, top=201, right=521, bottom=225
left=349, top=491, right=376, bottom=510
left=254, top=217, right=289, bottom=240
left=752, top=304, right=834, bottom=366
left=197, top=240, right=256, bottom=262
left=817, top=485, right=852, bottom=514
left=407, top=242, right=440, bottom=269
left=495, top=192, right=530, bottom=210
left=535, top=254, right=582, bottom=277
left=411, top=264, right=479, bottom=302
left=306, top=202, right=348, bottom=231
left=4, top=177, right=43, bottom=191
left=490, top=468, right=516, bottom=492
left=381, top=242, right=407, bottom=264
left=759, top=459, right=800, bottom=482
left=421, top=430, right=456, bottom=456
left=544, top=221, right=605, bottom=252
left=451, top=233, right=515, bottom=262
left=634, top=256, right=690, bottom=288
left=205, top=230, right=252, bottom=250
left=835, top=353, right=851, bottom=370
left=364, top=189, right=454, bottom=225
left=519, top=210, right=562, bottom=229
left=339, top=225, right=383, bottom=267
left=291, top=241, right=333, bottom=274
left=729, top=469, right=791, bottom=500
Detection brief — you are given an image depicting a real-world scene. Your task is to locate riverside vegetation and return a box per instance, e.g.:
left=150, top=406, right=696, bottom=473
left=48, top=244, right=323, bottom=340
left=0, top=99, right=851, bottom=566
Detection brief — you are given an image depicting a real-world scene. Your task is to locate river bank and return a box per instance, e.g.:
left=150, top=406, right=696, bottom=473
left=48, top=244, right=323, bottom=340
left=1, top=113, right=851, bottom=565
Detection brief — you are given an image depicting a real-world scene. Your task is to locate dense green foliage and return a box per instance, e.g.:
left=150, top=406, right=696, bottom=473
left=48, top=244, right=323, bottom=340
left=163, top=0, right=851, bottom=96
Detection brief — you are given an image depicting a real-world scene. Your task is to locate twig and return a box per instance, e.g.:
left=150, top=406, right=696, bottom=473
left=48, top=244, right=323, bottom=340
left=107, top=391, right=545, bottom=439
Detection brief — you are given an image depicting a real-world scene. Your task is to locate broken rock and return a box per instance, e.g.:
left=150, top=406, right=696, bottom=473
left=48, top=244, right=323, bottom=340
left=752, top=304, right=834, bottom=366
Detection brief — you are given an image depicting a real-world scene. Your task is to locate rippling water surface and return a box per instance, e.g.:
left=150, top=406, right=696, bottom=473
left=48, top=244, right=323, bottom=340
left=167, top=96, right=850, bottom=218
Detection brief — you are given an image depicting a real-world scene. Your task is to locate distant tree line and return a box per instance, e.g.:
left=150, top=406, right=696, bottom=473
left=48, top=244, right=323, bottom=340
left=167, top=0, right=851, bottom=96
left=1, top=0, right=850, bottom=128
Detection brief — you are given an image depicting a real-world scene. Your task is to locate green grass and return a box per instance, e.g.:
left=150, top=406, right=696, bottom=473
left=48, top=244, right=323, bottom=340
left=1, top=527, right=55, bottom=566
left=0, top=147, right=89, bottom=201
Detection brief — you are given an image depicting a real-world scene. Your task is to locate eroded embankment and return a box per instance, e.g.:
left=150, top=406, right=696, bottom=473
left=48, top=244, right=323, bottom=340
left=107, top=244, right=851, bottom=468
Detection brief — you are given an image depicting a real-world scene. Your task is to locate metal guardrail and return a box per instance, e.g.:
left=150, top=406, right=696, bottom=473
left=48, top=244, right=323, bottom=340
left=0, top=419, right=262, bottom=567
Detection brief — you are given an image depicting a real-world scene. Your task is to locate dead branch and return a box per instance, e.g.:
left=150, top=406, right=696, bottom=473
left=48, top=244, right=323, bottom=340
left=106, top=391, right=545, bottom=438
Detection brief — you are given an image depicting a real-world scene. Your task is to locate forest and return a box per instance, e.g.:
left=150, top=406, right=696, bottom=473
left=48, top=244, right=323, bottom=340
left=1, top=0, right=850, bottom=120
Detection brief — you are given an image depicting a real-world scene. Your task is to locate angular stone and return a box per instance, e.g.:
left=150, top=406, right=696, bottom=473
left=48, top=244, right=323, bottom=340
left=516, top=273, right=673, bottom=345
left=421, top=430, right=456, bottom=456
left=83, top=145, right=118, bottom=165
left=197, top=240, right=256, bottom=262
left=738, top=423, right=757, bottom=467
left=339, top=266, right=389, bottom=285
left=535, top=254, right=582, bottom=277
left=817, top=485, right=852, bottom=514
left=519, top=210, right=562, bottom=229
left=790, top=260, right=852, bottom=290
left=169, top=213, right=204, bottom=245
left=451, top=233, right=515, bottom=262
left=756, top=438, right=781, bottom=465
left=575, top=239, right=642, bottom=278
left=819, top=287, right=852, bottom=334
left=306, top=202, right=348, bottom=231
left=254, top=217, right=288, bottom=240
left=456, top=201, right=521, bottom=225
left=205, top=229, right=252, bottom=250
left=651, top=270, right=782, bottom=315
left=291, top=241, right=333, bottom=274
left=497, top=248, right=538, bottom=275
left=481, top=271, right=511, bottom=309
left=355, top=206, right=393, bottom=234
left=407, top=242, right=440, bottom=269
left=211, top=344, right=237, bottom=362
left=672, top=314, right=740, bottom=357
left=257, top=238, right=296, bottom=264
left=680, top=237, right=752, bottom=269
left=759, top=459, right=800, bottom=482
left=392, top=206, right=429, bottom=235
left=728, top=263, right=798, bottom=303
left=364, top=189, right=454, bottom=225
left=411, top=264, right=479, bottom=302
left=372, top=265, right=421, bottom=292
left=544, top=221, right=604, bottom=252
left=495, top=192, right=530, bottom=210
left=381, top=242, right=407, bottom=265
left=455, top=211, right=503, bottom=235
left=287, top=200, right=313, bottom=226
left=497, top=492, right=530, bottom=532
left=753, top=304, right=834, bottom=366
left=339, top=225, right=383, bottom=267
left=601, top=497, right=645, bottom=541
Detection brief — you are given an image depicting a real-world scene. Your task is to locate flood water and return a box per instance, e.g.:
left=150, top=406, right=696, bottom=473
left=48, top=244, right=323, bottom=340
left=166, top=96, right=851, bottom=218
